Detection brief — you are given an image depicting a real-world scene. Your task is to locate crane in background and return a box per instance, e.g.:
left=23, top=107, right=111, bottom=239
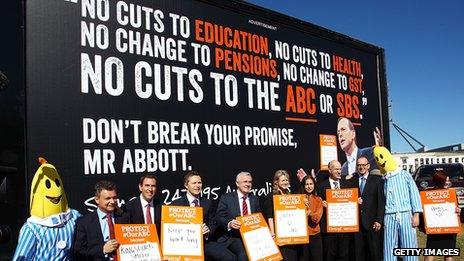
left=389, top=100, right=427, bottom=152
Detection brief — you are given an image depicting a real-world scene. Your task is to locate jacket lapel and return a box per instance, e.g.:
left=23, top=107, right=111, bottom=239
left=92, top=211, right=105, bottom=243
left=363, top=175, right=374, bottom=196
left=233, top=192, right=241, bottom=217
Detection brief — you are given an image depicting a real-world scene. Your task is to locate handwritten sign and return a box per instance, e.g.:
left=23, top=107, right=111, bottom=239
left=273, top=194, right=309, bottom=245
left=161, top=205, right=204, bottom=261
left=326, top=188, right=359, bottom=233
left=420, top=189, right=461, bottom=234
left=320, top=134, right=338, bottom=170
left=114, top=224, right=161, bottom=261
left=238, top=213, right=282, bottom=261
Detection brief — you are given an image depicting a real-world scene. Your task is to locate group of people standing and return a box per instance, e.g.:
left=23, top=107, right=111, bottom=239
left=262, top=158, right=384, bottom=261
left=71, top=171, right=263, bottom=261
left=13, top=116, right=461, bottom=261
left=15, top=155, right=460, bottom=261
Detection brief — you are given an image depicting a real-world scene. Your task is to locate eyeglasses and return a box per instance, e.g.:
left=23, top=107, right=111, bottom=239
left=357, top=163, right=369, bottom=167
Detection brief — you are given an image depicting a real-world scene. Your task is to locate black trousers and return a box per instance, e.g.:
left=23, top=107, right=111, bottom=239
left=301, top=233, right=323, bottom=261
left=322, top=233, right=350, bottom=261
left=205, top=237, right=247, bottom=261
left=280, top=244, right=299, bottom=261
left=354, top=228, right=382, bottom=261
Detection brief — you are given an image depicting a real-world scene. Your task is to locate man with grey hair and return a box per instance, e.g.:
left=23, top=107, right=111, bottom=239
left=213, top=171, right=261, bottom=261
left=317, top=160, right=355, bottom=261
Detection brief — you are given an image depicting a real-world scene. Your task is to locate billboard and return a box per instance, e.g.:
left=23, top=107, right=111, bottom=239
left=25, top=0, right=388, bottom=211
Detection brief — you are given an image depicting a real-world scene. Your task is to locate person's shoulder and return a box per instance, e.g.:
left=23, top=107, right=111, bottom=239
left=369, top=174, right=382, bottom=181
left=249, top=193, right=260, bottom=201
left=76, top=210, right=96, bottom=225
left=310, top=194, right=323, bottom=203
left=69, top=208, right=83, bottom=220
left=222, top=191, right=236, bottom=197
left=218, top=191, right=236, bottom=201
left=200, top=196, right=212, bottom=203
left=125, top=196, right=140, bottom=208
left=171, top=195, right=188, bottom=206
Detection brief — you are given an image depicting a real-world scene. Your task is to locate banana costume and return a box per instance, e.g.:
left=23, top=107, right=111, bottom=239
left=373, top=146, right=422, bottom=261
left=13, top=158, right=81, bottom=260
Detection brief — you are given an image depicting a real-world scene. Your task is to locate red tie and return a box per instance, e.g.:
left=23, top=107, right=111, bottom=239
left=242, top=196, right=248, bottom=216
left=146, top=204, right=152, bottom=224
left=106, top=214, right=115, bottom=239
left=106, top=214, right=117, bottom=260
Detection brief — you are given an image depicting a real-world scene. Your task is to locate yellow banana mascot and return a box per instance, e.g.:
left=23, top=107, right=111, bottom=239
left=13, top=158, right=81, bottom=260
left=373, top=146, right=422, bottom=261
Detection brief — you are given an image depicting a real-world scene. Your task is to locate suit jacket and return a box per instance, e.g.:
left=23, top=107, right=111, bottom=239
left=316, top=178, right=353, bottom=233
left=73, top=209, right=128, bottom=261
left=216, top=191, right=261, bottom=241
left=124, top=196, right=162, bottom=234
left=341, top=146, right=378, bottom=176
left=353, top=173, right=385, bottom=230
left=171, top=195, right=218, bottom=241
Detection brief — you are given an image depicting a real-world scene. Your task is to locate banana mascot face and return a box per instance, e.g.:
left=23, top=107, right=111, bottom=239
left=30, top=158, right=69, bottom=218
left=373, top=146, right=398, bottom=174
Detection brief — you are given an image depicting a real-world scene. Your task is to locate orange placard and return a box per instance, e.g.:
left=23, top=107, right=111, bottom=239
left=273, top=194, right=309, bottom=245
left=420, top=189, right=461, bottom=234
left=114, top=224, right=161, bottom=261
left=161, top=205, right=204, bottom=261
left=319, top=134, right=337, bottom=170
left=326, top=188, right=359, bottom=233
left=237, top=213, right=282, bottom=261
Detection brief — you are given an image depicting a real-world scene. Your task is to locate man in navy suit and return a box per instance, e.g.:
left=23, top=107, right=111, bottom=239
left=215, top=171, right=261, bottom=261
left=352, top=156, right=385, bottom=261
left=171, top=171, right=218, bottom=259
left=73, top=180, right=129, bottom=261
left=337, top=117, right=380, bottom=178
left=124, top=175, right=162, bottom=233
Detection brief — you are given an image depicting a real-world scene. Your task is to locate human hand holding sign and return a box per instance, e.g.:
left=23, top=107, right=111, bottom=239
left=103, top=239, right=119, bottom=254
left=228, top=219, right=241, bottom=230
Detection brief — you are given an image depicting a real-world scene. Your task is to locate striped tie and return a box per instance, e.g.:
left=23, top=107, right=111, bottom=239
left=242, top=196, right=248, bottom=216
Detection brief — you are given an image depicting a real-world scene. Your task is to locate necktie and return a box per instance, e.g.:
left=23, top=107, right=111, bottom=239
left=242, top=196, right=248, bottom=216
left=145, top=203, right=152, bottom=224
left=193, top=198, right=199, bottom=207
left=360, top=177, right=366, bottom=194
left=333, top=181, right=339, bottom=189
left=106, top=213, right=115, bottom=239
left=106, top=214, right=117, bottom=260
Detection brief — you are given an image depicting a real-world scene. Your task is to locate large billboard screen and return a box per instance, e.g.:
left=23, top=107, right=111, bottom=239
left=26, top=0, right=388, bottom=210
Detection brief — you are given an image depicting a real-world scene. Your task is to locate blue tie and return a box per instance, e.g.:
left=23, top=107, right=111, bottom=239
left=360, top=177, right=366, bottom=194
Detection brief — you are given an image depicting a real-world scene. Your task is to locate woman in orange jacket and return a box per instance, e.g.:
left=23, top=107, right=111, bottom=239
left=300, top=174, right=323, bottom=261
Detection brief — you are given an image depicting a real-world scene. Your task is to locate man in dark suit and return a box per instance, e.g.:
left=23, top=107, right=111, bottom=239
left=124, top=175, right=162, bottom=233
left=171, top=171, right=218, bottom=259
left=214, top=171, right=261, bottom=261
left=317, top=160, right=354, bottom=261
left=337, top=117, right=380, bottom=178
left=352, top=156, right=385, bottom=261
left=73, top=180, right=129, bottom=260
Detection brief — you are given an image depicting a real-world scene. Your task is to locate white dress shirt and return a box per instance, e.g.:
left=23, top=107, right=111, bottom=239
left=139, top=195, right=154, bottom=224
